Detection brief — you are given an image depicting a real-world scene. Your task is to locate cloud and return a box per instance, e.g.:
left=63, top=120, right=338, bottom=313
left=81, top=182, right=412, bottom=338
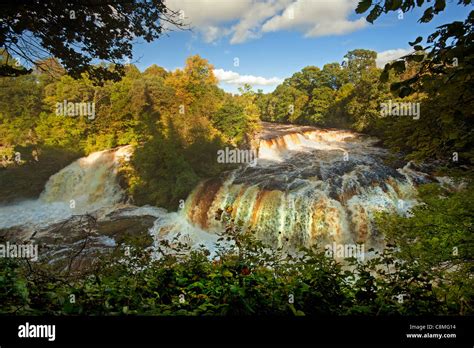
left=229, top=0, right=291, bottom=44
left=165, top=0, right=366, bottom=44
left=262, top=0, right=367, bottom=37
left=376, top=48, right=412, bottom=68
left=304, top=18, right=367, bottom=37
left=164, top=0, right=254, bottom=42
left=213, top=68, right=283, bottom=86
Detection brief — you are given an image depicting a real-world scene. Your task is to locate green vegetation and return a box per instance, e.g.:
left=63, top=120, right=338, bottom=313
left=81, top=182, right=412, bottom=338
left=0, top=54, right=260, bottom=208
left=375, top=181, right=474, bottom=314
left=1, top=181, right=472, bottom=315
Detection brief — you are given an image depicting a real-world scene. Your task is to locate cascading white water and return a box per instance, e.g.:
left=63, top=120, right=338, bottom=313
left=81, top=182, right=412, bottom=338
left=40, top=146, right=132, bottom=209
left=0, top=145, right=216, bottom=252
left=184, top=123, right=428, bottom=250
left=0, top=146, right=133, bottom=230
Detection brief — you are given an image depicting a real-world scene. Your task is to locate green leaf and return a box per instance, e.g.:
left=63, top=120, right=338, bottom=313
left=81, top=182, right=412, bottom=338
left=412, top=54, right=425, bottom=62
left=390, top=81, right=402, bottom=92
left=409, top=36, right=423, bottom=46
left=356, top=0, right=372, bottom=13
left=222, top=270, right=233, bottom=278
left=399, top=86, right=413, bottom=97
left=434, top=0, right=446, bottom=13
left=387, top=0, right=403, bottom=11
left=187, top=282, right=205, bottom=290
left=288, top=304, right=306, bottom=316
left=380, top=67, right=390, bottom=82
left=420, top=7, right=434, bottom=23
left=392, top=60, right=407, bottom=73
left=366, top=4, right=383, bottom=23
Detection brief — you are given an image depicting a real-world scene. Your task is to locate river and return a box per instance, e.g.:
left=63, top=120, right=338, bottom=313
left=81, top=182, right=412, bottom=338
left=0, top=122, right=435, bottom=259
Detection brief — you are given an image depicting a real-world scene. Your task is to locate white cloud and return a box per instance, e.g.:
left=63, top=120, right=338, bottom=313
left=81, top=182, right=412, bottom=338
left=165, top=0, right=366, bottom=44
left=165, top=0, right=253, bottom=42
left=229, top=0, right=291, bottom=44
left=376, top=48, right=412, bottom=68
left=166, top=0, right=252, bottom=25
left=262, top=0, right=367, bottom=37
left=213, top=68, right=283, bottom=86
left=304, top=18, right=367, bottom=37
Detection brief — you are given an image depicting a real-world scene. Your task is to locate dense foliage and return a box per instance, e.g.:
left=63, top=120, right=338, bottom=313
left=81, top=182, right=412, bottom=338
left=0, top=0, right=471, bottom=318
left=0, top=54, right=260, bottom=208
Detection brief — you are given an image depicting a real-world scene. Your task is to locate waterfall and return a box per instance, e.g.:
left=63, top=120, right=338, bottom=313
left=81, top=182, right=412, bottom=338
left=184, top=124, right=427, bottom=250
left=40, top=146, right=132, bottom=210
left=0, top=144, right=217, bottom=253
left=0, top=146, right=133, bottom=230
left=0, top=123, right=433, bottom=254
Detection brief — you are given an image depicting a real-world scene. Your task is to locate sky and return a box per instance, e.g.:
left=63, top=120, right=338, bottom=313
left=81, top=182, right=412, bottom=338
left=131, top=0, right=471, bottom=93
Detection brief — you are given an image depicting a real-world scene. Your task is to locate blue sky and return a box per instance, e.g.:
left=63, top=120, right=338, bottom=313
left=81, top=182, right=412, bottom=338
left=131, top=0, right=471, bottom=93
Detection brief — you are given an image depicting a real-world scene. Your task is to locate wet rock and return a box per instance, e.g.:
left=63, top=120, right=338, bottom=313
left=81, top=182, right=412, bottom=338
left=97, top=214, right=155, bottom=246
left=0, top=211, right=156, bottom=272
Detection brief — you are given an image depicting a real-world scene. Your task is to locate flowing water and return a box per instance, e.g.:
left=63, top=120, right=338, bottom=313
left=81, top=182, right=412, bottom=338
left=0, top=146, right=133, bottom=232
left=184, top=122, right=431, bottom=251
left=0, top=123, right=433, bottom=254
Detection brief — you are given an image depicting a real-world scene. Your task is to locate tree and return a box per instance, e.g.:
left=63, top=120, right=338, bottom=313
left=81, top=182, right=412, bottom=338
left=212, top=99, right=246, bottom=142
left=144, top=64, right=168, bottom=79
left=306, top=86, right=335, bottom=125
left=129, top=127, right=200, bottom=210
left=254, top=89, right=270, bottom=120
left=379, top=72, right=473, bottom=164
left=345, top=67, right=392, bottom=132
left=210, top=84, right=261, bottom=145
left=320, top=63, right=348, bottom=90
left=375, top=182, right=474, bottom=313
left=0, top=0, right=184, bottom=83
left=237, top=84, right=261, bottom=139
left=344, top=49, right=377, bottom=83
left=268, top=84, right=308, bottom=123
left=356, top=0, right=473, bottom=99
left=286, top=66, right=321, bottom=96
